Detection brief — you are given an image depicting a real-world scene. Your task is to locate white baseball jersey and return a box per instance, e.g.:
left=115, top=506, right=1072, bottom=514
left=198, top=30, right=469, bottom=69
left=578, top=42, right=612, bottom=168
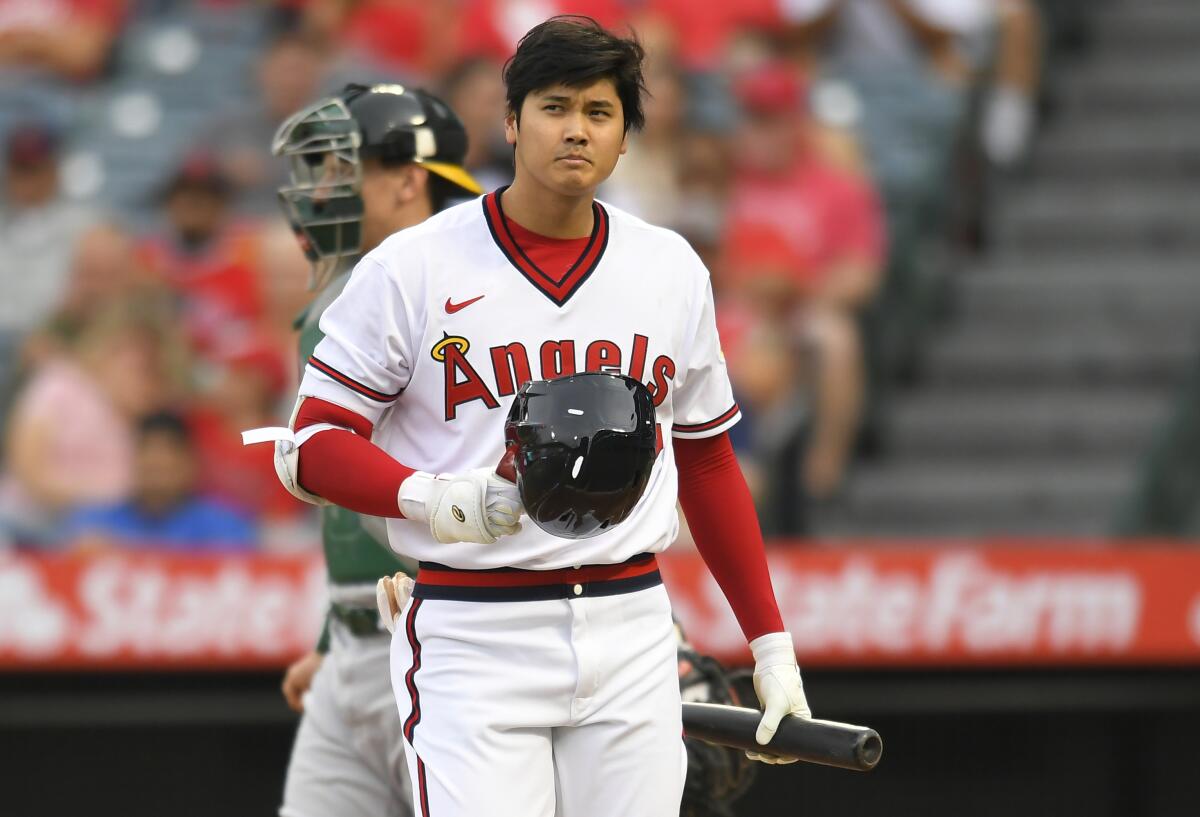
left=298, top=190, right=739, bottom=570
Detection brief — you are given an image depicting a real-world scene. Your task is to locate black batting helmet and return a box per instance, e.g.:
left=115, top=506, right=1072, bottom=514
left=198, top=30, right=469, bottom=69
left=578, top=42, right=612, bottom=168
left=341, top=82, right=481, bottom=194
left=504, top=372, right=657, bottom=539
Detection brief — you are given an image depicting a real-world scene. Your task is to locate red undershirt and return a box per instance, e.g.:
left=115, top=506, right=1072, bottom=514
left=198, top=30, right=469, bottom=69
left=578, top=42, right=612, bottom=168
left=503, top=214, right=593, bottom=283
left=292, top=218, right=784, bottom=641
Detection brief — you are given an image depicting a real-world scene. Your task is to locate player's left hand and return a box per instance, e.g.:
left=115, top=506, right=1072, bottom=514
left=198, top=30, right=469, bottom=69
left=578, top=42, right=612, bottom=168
left=747, top=631, right=811, bottom=765
left=282, top=651, right=324, bottom=713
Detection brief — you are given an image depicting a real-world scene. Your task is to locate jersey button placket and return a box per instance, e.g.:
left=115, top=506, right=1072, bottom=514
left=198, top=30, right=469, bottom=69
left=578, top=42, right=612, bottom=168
left=568, top=581, right=598, bottom=715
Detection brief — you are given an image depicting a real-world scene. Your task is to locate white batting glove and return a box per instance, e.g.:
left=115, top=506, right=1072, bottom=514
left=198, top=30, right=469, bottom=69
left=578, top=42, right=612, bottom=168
left=376, top=572, right=415, bottom=634
left=398, top=469, right=523, bottom=544
left=748, top=631, right=812, bottom=765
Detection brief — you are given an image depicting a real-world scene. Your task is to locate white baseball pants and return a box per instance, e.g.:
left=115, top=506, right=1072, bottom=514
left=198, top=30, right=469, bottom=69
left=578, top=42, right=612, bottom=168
left=390, top=562, right=685, bottom=817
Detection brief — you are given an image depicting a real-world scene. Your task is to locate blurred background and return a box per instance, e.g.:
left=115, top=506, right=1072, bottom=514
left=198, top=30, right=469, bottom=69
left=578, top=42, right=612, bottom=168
left=0, top=0, right=1198, bottom=815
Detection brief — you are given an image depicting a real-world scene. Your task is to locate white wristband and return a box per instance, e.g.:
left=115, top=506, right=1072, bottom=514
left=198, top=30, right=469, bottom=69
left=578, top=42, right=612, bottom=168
left=397, top=471, right=437, bottom=522
left=749, top=632, right=797, bottom=669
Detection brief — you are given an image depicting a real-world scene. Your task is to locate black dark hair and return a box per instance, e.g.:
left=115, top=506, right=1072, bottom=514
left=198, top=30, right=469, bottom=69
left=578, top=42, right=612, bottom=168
left=429, top=172, right=467, bottom=213
left=362, top=155, right=460, bottom=213
left=137, top=411, right=192, bottom=446
left=503, top=16, right=647, bottom=133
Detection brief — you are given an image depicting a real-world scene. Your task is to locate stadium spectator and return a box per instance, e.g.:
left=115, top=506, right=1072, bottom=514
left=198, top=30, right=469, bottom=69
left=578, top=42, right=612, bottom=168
left=135, top=151, right=265, bottom=361
left=205, top=30, right=331, bottom=213
left=63, top=411, right=257, bottom=552
left=778, top=0, right=993, bottom=198
left=723, top=62, right=884, bottom=316
left=721, top=61, right=884, bottom=503
left=630, top=0, right=783, bottom=71
left=0, top=121, right=99, bottom=383
left=723, top=318, right=810, bottom=535
left=672, top=125, right=735, bottom=274
left=601, top=57, right=690, bottom=230
left=0, top=304, right=175, bottom=546
left=441, top=56, right=513, bottom=192
left=980, top=0, right=1042, bottom=167
left=456, top=0, right=627, bottom=65
left=15, top=221, right=166, bottom=387
left=0, top=0, right=126, bottom=82
left=300, top=0, right=465, bottom=80
left=780, top=0, right=994, bottom=87
left=51, top=223, right=151, bottom=337
left=188, top=335, right=304, bottom=525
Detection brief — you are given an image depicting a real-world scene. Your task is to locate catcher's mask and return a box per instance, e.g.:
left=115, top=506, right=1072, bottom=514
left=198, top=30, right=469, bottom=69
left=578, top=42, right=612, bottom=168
left=272, top=83, right=481, bottom=290
left=504, top=372, right=658, bottom=539
left=272, top=95, right=363, bottom=291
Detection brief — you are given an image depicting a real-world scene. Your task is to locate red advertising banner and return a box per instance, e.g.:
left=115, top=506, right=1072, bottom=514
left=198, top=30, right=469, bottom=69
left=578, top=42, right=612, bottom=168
left=2, top=544, right=1200, bottom=669
left=661, top=545, right=1200, bottom=667
left=0, top=552, right=328, bottom=670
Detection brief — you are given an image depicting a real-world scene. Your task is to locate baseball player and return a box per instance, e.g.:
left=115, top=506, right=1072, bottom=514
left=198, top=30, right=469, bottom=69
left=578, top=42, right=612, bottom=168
left=268, top=82, right=483, bottom=817
left=274, top=16, right=812, bottom=817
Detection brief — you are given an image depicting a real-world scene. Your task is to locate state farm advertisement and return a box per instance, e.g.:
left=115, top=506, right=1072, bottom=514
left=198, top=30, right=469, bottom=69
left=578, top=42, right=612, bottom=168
left=0, top=552, right=328, bottom=669
left=662, top=545, right=1200, bottom=667
left=2, top=545, right=1200, bottom=669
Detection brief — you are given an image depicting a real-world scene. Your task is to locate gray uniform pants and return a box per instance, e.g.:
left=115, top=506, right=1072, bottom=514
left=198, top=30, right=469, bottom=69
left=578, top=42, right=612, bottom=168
left=281, top=617, right=413, bottom=817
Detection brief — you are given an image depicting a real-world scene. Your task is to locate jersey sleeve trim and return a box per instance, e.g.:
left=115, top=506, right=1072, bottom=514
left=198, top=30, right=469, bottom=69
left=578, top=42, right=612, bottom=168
left=307, top=356, right=402, bottom=403
left=672, top=404, right=741, bottom=439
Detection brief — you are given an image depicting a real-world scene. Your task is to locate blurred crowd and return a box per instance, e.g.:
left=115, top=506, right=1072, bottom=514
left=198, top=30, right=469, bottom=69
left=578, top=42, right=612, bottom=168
left=0, top=0, right=1071, bottom=552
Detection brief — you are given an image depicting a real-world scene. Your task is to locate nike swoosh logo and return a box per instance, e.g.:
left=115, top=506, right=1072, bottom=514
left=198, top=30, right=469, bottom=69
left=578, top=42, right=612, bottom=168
left=445, top=295, right=485, bottom=314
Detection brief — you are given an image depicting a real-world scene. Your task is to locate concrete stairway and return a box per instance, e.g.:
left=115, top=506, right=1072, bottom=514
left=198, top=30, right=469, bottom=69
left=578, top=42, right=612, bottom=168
left=818, top=0, right=1200, bottom=538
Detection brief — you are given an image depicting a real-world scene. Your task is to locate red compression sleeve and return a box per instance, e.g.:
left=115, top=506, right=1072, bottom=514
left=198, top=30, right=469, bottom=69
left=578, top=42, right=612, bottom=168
left=675, top=432, right=785, bottom=641
left=293, top=397, right=416, bottom=517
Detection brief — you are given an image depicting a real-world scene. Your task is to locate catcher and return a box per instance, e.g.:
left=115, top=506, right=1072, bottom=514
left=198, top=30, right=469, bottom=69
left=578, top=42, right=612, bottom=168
left=270, top=82, right=482, bottom=817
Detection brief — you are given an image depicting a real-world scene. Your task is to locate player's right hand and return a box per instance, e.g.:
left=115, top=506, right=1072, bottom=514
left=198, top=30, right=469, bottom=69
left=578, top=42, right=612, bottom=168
left=281, top=651, right=324, bottom=713
left=398, top=469, right=523, bottom=544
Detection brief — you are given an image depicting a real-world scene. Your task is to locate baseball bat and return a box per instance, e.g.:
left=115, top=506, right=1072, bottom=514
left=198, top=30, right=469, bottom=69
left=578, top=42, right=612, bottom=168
left=681, top=702, right=882, bottom=772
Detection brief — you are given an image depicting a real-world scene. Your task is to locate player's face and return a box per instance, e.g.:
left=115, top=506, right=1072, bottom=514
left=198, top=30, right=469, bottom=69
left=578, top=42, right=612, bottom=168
left=505, top=78, right=628, bottom=197
left=359, top=159, right=432, bottom=252
left=358, top=159, right=398, bottom=252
